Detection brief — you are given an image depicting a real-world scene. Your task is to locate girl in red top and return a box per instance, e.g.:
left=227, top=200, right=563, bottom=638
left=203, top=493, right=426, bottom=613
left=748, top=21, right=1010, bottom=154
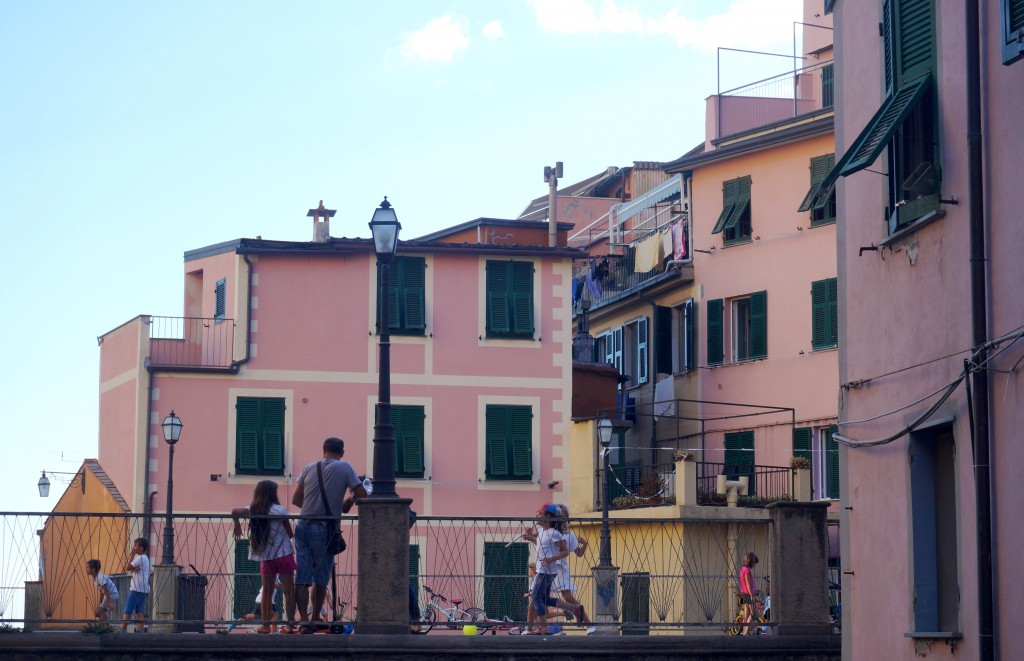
left=739, top=551, right=759, bottom=635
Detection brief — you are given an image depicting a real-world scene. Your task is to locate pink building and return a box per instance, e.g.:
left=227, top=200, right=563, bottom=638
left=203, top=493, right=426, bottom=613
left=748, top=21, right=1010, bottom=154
left=830, top=0, right=1023, bottom=658
left=98, top=205, right=578, bottom=526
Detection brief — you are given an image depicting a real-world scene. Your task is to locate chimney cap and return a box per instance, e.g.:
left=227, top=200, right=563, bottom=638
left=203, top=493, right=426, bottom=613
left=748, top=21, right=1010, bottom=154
left=307, top=200, right=337, bottom=218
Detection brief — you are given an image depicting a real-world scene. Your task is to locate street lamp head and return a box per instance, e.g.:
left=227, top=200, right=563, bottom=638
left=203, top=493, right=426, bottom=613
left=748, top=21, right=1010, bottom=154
left=598, top=417, right=613, bottom=448
left=369, top=197, right=401, bottom=258
left=162, top=410, right=183, bottom=446
left=37, top=472, right=50, bottom=498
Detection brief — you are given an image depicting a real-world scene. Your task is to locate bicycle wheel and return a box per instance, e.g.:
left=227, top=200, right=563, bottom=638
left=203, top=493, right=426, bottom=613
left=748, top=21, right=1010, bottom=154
left=726, top=612, right=743, bottom=636
left=420, top=607, right=437, bottom=634
left=464, top=608, right=488, bottom=633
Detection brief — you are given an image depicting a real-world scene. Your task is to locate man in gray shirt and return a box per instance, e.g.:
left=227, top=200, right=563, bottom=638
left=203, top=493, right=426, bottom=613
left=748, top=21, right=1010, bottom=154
left=292, top=437, right=367, bottom=630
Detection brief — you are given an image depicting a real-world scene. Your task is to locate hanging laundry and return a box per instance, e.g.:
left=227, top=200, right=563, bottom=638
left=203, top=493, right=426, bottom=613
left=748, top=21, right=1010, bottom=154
left=634, top=233, right=663, bottom=272
left=672, top=221, right=688, bottom=260
left=653, top=375, right=676, bottom=417
left=585, top=269, right=602, bottom=301
left=572, top=275, right=584, bottom=307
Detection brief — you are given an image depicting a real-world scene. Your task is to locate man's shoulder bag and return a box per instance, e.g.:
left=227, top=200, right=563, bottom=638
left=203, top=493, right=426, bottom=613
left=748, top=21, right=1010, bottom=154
left=316, top=461, right=347, bottom=555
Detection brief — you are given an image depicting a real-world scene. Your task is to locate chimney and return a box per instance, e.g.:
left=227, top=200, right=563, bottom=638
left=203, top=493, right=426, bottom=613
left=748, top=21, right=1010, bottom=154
left=544, top=162, right=563, bottom=247
left=307, top=200, right=337, bottom=243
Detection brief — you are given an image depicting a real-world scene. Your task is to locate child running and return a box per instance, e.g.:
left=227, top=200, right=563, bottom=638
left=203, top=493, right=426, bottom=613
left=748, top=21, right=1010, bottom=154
left=528, top=503, right=568, bottom=635
left=232, top=480, right=297, bottom=634
left=120, top=538, right=150, bottom=633
left=85, top=559, right=119, bottom=621
left=552, top=504, right=596, bottom=634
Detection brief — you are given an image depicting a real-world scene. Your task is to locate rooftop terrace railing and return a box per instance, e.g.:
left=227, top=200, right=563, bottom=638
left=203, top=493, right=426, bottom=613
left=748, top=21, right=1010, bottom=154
left=2, top=512, right=785, bottom=634
left=148, top=316, right=236, bottom=370
left=717, top=59, right=834, bottom=140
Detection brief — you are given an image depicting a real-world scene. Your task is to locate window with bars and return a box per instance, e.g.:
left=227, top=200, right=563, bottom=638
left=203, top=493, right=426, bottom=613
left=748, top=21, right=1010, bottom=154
left=235, top=397, right=285, bottom=476
left=486, top=260, right=534, bottom=339
left=376, top=256, right=426, bottom=336
left=390, top=405, right=425, bottom=479
left=485, top=405, right=532, bottom=481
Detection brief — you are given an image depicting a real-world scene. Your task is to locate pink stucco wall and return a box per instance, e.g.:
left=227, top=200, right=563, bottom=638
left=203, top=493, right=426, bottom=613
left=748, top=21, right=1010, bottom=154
left=835, top=1, right=1024, bottom=658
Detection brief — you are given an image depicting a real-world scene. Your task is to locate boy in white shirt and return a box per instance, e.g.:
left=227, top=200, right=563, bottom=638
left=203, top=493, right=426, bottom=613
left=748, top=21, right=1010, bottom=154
left=120, top=538, right=151, bottom=633
left=529, top=504, right=568, bottom=634
left=85, top=559, right=119, bottom=621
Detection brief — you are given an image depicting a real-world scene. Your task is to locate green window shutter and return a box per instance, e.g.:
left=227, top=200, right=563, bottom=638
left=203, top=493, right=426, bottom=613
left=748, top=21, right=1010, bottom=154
left=824, top=0, right=836, bottom=15
left=822, top=63, right=834, bottom=108
left=236, top=398, right=260, bottom=472
left=827, top=424, right=840, bottom=498
left=1003, top=0, right=1024, bottom=65
left=375, top=261, right=402, bottom=333
left=636, top=317, right=649, bottom=385
left=707, top=299, right=723, bottom=365
left=838, top=74, right=931, bottom=179
left=798, top=154, right=832, bottom=213
left=393, top=405, right=424, bottom=477
left=485, top=406, right=509, bottom=477
left=484, top=542, right=529, bottom=621
left=684, top=300, right=697, bottom=371
left=724, top=431, right=755, bottom=488
left=260, top=398, right=285, bottom=472
left=408, top=544, right=420, bottom=592
left=711, top=179, right=739, bottom=234
left=215, top=278, right=226, bottom=320
left=811, top=153, right=837, bottom=212
left=612, top=327, right=624, bottom=377
left=402, top=257, right=426, bottom=332
left=510, top=261, right=534, bottom=335
left=793, top=427, right=813, bottom=462
left=509, top=406, right=533, bottom=478
left=601, top=332, right=614, bottom=365
left=233, top=540, right=261, bottom=617
left=721, top=176, right=751, bottom=232
left=894, top=0, right=935, bottom=85
left=883, top=0, right=895, bottom=92
left=486, top=261, right=510, bottom=334
left=812, top=279, right=829, bottom=349
left=827, top=278, right=838, bottom=347
left=749, top=290, right=767, bottom=359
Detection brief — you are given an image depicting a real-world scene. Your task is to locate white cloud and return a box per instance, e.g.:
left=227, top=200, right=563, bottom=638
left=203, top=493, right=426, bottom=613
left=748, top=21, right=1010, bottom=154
left=482, top=20, right=505, bottom=40
left=400, top=14, right=471, bottom=62
left=526, top=0, right=802, bottom=51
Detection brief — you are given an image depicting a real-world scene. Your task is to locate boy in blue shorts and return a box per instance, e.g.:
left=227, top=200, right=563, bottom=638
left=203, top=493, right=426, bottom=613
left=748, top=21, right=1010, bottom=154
left=120, top=538, right=151, bottom=633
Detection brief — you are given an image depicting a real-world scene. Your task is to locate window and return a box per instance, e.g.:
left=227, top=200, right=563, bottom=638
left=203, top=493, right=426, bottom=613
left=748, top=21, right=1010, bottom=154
left=669, top=299, right=696, bottom=373
left=215, top=278, right=226, bottom=323
left=235, top=397, right=285, bottom=476
left=600, top=318, right=649, bottom=387
left=793, top=427, right=813, bottom=464
left=377, top=256, right=426, bottom=336
left=812, top=278, right=839, bottom=349
left=724, top=430, right=756, bottom=495
left=485, top=405, right=532, bottom=481
left=707, top=299, right=724, bottom=365
left=819, top=424, right=840, bottom=499
left=814, top=0, right=939, bottom=233
left=1001, top=0, right=1024, bottom=65
left=390, top=405, right=425, bottom=479
left=909, top=425, right=958, bottom=632
left=822, top=63, right=834, bottom=108
left=711, top=176, right=752, bottom=244
left=483, top=542, right=529, bottom=621
left=486, top=260, right=534, bottom=339
left=797, top=154, right=837, bottom=225
left=707, top=292, right=766, bottom=364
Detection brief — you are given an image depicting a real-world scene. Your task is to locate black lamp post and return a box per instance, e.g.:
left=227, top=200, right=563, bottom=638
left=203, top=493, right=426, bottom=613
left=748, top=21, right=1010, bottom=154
left=597, top=417, right=614, bottom=567
left=368, top=197, right=401, bottom=499
left=160, top=410, right=183, bottom=565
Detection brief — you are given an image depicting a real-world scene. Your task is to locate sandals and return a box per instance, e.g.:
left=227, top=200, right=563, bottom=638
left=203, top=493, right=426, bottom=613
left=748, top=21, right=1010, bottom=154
left=278, top=625, right=295, bottom=635
left=297, top=625, right=315, bottom=635
left=255, top=625, right=273, bottom=634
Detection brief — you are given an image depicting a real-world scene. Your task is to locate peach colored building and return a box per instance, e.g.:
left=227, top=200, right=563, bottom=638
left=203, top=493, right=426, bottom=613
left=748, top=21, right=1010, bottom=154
left=830, top=0, right=1023, bottom=658
left=95, top=208, right=579, bottom=616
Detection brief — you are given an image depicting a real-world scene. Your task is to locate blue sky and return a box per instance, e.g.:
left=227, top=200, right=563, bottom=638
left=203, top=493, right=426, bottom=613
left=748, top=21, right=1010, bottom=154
left=0, top=0, right=803, bottom=513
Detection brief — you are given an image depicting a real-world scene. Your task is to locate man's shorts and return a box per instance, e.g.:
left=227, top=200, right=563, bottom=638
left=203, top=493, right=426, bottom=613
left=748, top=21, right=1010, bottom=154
left=294, top=522, right=333, bottom=586
left=124, top=590, right=148, bottom=615
left=261, top=553, right=297, bottom=577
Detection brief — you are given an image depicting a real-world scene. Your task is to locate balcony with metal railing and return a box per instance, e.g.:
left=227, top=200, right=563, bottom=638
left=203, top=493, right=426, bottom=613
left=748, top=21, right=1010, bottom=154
left=148, top=316, right=237, bottom=370
left=716, top=59, right=834, bottom=141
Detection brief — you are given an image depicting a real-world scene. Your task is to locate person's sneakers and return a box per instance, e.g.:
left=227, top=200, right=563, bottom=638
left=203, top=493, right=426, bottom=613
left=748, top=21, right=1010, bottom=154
left=586, top=625, right=598, bottom=635
left=546, top=625, right=563, bottom=635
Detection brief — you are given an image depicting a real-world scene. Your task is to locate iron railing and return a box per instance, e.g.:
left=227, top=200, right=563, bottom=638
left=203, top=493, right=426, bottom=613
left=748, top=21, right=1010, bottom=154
left=717, top=59, right=834, bottom=140
left=1, top=512, right=785, bottom=634
left=148, top=316, right=236, bottom=369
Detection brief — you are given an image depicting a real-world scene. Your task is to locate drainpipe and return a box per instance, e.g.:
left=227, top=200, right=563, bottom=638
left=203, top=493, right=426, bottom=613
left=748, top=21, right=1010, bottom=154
left=965, top=0, right=994, bottom=658
left=142, top=368, right=154, bottom=532
left=231, top=254, right=255, bottom=369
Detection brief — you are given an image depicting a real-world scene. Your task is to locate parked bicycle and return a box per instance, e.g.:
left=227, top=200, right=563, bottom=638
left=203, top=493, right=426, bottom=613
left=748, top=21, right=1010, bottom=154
left=418, top=585, right=487, bottom=634
left=726, top=588, right=767, bottom=635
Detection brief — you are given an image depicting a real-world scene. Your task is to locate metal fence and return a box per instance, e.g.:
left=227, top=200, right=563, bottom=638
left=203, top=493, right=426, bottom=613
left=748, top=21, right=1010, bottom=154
left=148, top=316, right=236, bottom=369
left=717, top=59, right=834, bottom=139
left=0, top=512, right=788, bottom=634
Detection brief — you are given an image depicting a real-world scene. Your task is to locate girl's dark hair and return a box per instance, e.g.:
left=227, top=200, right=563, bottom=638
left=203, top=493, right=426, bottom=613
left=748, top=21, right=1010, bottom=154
left=87, top=559, right=101, bottom=572
left=249, top=480, right=281, bottom=554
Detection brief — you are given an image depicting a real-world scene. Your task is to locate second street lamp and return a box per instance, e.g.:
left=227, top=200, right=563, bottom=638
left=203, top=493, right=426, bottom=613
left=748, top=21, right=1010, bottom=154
left=368, top=197, right=401, bottom=499
left=597, top=416, right=614, bottom=568
left=160, top=410, right=183, bottom=565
